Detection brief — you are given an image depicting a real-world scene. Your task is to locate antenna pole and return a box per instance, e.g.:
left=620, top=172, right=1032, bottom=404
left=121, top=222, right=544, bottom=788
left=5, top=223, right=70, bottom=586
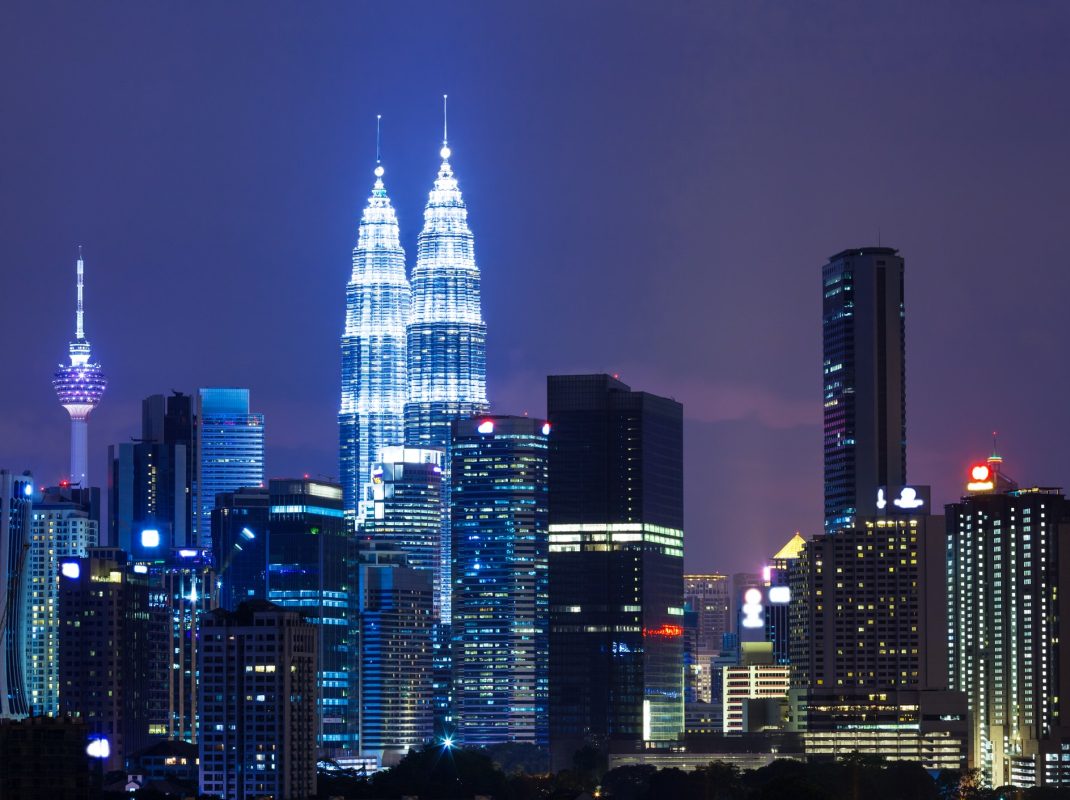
left=443, top=94, right=448, bottom=145
left=376, top=114, right=382, bottom=165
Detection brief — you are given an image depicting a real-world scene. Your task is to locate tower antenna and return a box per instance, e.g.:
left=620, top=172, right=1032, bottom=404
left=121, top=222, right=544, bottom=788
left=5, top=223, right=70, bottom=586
left=443, top=94, right=448, bottom=146
left=376, top=114, right=382, bottom=165
left=76, top=246, right=85, bottom=340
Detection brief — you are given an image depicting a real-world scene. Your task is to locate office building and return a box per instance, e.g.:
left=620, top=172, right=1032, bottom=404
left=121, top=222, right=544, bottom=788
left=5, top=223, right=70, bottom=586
left=683, top=574, right=730, bottom=703
left=58, top=548, right=169, bottom=770
left=26, top=485, right=99, bottom=715
left=52, top=249, right=107, bottom=487
left=358, top=545, right=434, bottom=765
left=194, top=388, right=264, bottom=552
left=212, top=486, right=270, bottom=609
left=199, top=601, right=317, bottom=800
left=722, top=643, right=790, bottom=733
left=547, top=374, right=685, bottom=766
left=266, top=479, right=356, bottom=753
left=451, top=416, right=549, bottom=747
left=947, top=457, right=1070, bottom=787
left=822, top=247, right=906, bottom=533
left=764, top=533, right=805, bottom=665
left=109, top=392, right=193, bottom=552
left=339, top=152, right=411, bottom=518
left=0, top=470, right=33, bottom=719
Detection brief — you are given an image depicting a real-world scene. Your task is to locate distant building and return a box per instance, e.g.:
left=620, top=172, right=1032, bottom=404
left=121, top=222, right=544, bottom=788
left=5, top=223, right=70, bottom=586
left=127, top=738, right=199, bottom=787
left=548, top=375, right=684, bottom=766
left=266, top=479, right=356, bottom=754
left=358, top=545, right=434, bottom=765
left=764, top=533, right=805, bottom=665
left=683, top=574, right=730, bottom=703
left=947, top=457, right=1070, bottom=787
left=194, top=388, right=264, bottom=552
left=199, top=601, right=318, bottom=800
left=722, top=643, right=790, bottom=733
left=0, top=469, right=34, bottom=719
left=822, top=247, right=906, bottom=534
left=451, top=416, right=549, bottom=747
left=0, top=715, right=89, bottom=800
left=26, top=484, right=99, bottom=715
left=212, top=486, right=270, bottom=609
left=58, top=548, right=169, bottom=770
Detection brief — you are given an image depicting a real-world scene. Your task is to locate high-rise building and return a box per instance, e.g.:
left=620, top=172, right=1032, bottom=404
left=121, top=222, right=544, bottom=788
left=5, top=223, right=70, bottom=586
left=722, top=643, right=790, bottom=734
left=109, top=392, right=193, bottom=552
left=547, top=375, right=685, bottom=766
left=212, top=486, right=270, bottom=610
left=199, top=600, right=318, bottom=800
left=683, top=574, right=730, bottom=703
left=58, top=548, right=169, bottom=771
left=265, top=479, right=356, bottom=754
left=357, top=544, right=435, bottom=765
left=764, top=533, right=805, bottom=665
left=339, top=150, right=411, bottom=518
left=947, top=457, right=1070, bottom=787
left=0, top=470, right=34, bottom=719
left=26, top=485, right=99, bottom=715
left=405, top=125, right=488, bottom=454
left=451, top=416, right=549, bottom=747
left=53, top=249, right=107, bottom=487
left=194, top=388, right=265, bottom=552
left=360, top=447, right=445, bottom=614
left=822, top=247, right=906, bottom=534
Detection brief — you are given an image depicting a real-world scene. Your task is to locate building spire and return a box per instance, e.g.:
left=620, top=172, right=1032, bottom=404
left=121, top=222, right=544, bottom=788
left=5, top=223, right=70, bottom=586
left=440, top=94, right=450, bottom=161
left=76, top=246, right=85, bottom=340
left=375, top=114, right=382, bottom=168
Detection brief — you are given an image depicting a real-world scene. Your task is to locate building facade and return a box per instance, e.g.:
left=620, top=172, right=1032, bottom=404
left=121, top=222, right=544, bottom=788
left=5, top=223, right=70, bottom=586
left=451, top=416, right=549, bottom=747
left=194, top=388, right=264, bottom=552
left=683, top=574, right=730, bottom=704
left=266, top=479, right=356, bottom=754
left=947, top=460, right=1070, bottom=787
left=52, top=249, right=107, bottom=487
left=822, top=247, right=906, bottom=533
left=0, top=470, right=34, bottom=719
left=339, top=157, right=411, bottom=518
left=199, top=601, right=318, bottom=800
left=212, top=486, right=270, bottom=610
left=26, top=485, right=99, bottom=715
left=547, top=374, right=685, bottom=767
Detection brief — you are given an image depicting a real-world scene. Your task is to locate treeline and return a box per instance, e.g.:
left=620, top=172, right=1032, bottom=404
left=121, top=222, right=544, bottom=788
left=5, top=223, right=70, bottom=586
left=313, top=745, right=1070, bottom=800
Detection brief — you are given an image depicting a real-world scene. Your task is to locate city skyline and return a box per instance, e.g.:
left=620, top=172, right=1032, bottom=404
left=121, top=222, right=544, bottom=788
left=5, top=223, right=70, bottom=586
left=5, top=4, right=1070, bottom=576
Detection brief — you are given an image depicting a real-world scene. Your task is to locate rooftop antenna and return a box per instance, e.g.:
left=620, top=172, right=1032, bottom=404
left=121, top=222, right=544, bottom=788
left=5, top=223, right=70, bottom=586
left=440, top=94, right=451, bottom=160
left=376, top=114, right=382, bottom=165
left=988, top=430, right=1004, bottom=471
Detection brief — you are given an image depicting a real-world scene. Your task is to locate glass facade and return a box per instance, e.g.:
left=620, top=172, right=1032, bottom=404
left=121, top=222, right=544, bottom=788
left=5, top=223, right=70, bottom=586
left=339, top=163, right=411, bottom=518
left=195, top=388, right=265, bottom=553
left=546, top=375, right=685, bottom=767
left=822, top=247, right=906, bottom=534
left=451, top=416, right=549, bottom=747
left=1, top=470, right=34, bottom=719
left=266, top=480, right=357, bottom=754
left=211, top=486, right=270, bottom=610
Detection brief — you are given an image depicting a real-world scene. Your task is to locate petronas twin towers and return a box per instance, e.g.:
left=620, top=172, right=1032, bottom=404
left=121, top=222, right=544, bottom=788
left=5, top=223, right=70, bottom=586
left=339, top=111, right=488, bottom=516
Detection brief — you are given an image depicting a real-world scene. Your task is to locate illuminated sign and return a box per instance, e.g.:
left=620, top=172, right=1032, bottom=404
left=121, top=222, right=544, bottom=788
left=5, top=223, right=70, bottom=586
left=541, top=422, right=551, bottom=436
left=967, top=463, right=995, bottom=492
left=86, top=738, right=110, bottom=759
left=477, top=420, right=495, bottom=434
left=876, top=486, right=930, bottom=513
left=643, top=624, right=683, bottom=638
left=741, top=588, right=764, bottom=628
left=140, top=529, right=161, bottom=548
left=178, top=549, right=198, bottom=558
left=768, top=586, right=791, bottom=604
left=60, top=562, right=80, bottom=580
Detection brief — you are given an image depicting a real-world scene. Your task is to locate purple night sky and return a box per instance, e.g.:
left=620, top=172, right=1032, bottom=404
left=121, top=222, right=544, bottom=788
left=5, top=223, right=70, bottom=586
left=3, top=2, right=1069, bottom=575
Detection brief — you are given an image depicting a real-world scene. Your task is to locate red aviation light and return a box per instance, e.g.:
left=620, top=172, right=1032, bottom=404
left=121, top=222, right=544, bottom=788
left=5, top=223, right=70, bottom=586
left=643, top=624, right=683, bottom=639
left=967, top=463, right=995, bottom=492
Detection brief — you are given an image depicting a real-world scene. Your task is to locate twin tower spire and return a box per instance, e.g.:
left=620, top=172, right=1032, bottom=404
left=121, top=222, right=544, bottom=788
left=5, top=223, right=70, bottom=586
left=339, top=99, right=488, bottom=516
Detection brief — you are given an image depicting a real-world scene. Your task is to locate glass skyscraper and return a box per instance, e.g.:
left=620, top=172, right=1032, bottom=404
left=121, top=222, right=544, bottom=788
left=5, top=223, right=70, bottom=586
left=450, top=416, right=549, bottom=747
left=1, top=470, right=34, bottom=719
left=339, top=158, right=411, bottom=518
left=194, top=388, right=265, bottom=552
left=546, top=375, right=685, bottom=768
left=822, top=247, right=906, bottom=533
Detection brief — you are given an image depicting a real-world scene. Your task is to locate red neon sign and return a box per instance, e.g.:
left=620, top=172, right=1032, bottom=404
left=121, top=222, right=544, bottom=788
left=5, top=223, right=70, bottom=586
left=643, top=624, right=683, bottom=639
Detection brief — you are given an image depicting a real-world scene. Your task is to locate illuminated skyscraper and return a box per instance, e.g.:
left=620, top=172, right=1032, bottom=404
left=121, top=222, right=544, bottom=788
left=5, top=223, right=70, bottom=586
left=53, top=249, right=107, bottom=487
left=405, top=107, right=487, bottom=449
left=822, top=247, right=905, bottom=533
left=340, top=135, right=411, bottom=517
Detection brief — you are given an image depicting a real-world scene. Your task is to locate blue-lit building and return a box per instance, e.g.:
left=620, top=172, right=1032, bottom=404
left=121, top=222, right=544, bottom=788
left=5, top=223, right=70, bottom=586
left=339, top=154, right=411, bottom=519
left=822, top=247, right=906, bottom=533
left=1, top=470, right=34, bottom=719
left=211, top=486, right=270, bottom=610
left=265, top=479, right=356, bottom=755
left=52, top=249, right=106, bottom=487
left=451, top=416, right=549, bottom=747
left=357, top=544, right=434, bottom=765
left=194, top=388, right=264, bottom=553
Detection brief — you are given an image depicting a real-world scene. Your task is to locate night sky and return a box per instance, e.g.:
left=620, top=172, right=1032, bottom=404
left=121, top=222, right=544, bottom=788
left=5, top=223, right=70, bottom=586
left=3, top=2, right=1070, bottom=575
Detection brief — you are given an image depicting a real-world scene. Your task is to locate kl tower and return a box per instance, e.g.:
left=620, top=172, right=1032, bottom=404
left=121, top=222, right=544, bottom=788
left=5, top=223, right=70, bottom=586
left=53, top=248, right=107, bottom=486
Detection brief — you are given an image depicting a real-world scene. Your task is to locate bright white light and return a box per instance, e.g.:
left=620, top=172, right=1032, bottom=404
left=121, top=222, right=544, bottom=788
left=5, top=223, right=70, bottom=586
left=876, top=488, right=887, bottom=510
left=744, top=588, right=762, bottom=604
left=61, top=562, right=80, bottom=579
left=23, top=484, right=32, bottom=497
left=440, top=145, right=451, bottom=160
left=140, top=529, right=160, bottom=548
left=768, top=586, right=791, bottom=604
left=133, top=564, right=148, bottom=574
left=477, top=420, right=494, bottom=434
left=742, top=588, right=764, bottom=628
left=374, top=165, right=384, bottom=178
left=86, top=738, right=110, bottom=759
left=241, top=527, right=255, bottom=541
left=541, top=423, right=551, bottom=436
left=893, top=487, right=924, bottom=510
left=178, top=549, right=198, bottom=558
left=442, top=736, right=454, bottom=749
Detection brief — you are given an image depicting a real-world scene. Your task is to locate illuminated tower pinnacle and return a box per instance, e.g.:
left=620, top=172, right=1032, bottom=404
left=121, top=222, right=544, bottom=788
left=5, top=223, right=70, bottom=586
left=53, top=248, right=107, bottom=486
left=339, top=116, right=412, bottom=516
